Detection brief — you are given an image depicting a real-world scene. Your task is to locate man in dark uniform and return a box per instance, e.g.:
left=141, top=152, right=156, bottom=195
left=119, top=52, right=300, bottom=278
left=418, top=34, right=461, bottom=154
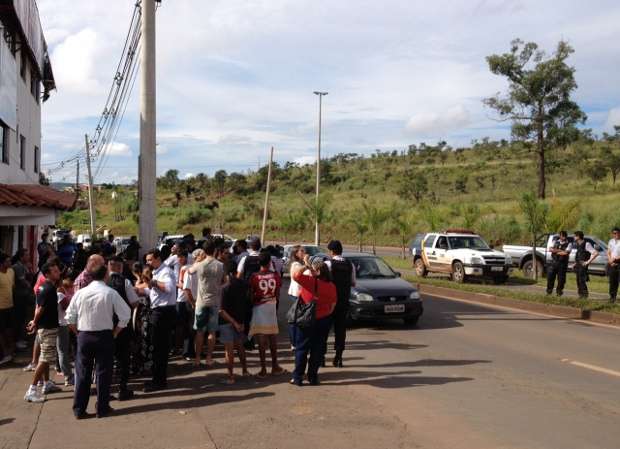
left=573, top=231, right=599, bottom=299
left=107, top=256, right=140, bottom=400
left=546, top=231, right=572, bottom=296
left=326, top=240, right=355, bottom=368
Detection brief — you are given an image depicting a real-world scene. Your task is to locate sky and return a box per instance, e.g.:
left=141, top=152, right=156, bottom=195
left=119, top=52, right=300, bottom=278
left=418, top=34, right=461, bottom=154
left=38, top=0, right=620, bottom=184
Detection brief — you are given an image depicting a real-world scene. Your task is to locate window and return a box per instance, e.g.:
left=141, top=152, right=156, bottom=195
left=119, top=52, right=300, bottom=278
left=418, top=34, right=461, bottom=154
left=31, top=75, right=40, bottom=103
left=1, top=122, right=9, bottom=165
left=435, top=236, right=449, bottom=250
left=20, top=51, right=27, bottom=80
left=34, top=146, right=39, bottom=173
left=424, top=234, right=436, bottom=248
left=19, top=135, right=26, bottom=169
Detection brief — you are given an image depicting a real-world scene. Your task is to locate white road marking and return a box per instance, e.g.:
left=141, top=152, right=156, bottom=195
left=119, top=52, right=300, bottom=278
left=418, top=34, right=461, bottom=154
left=560, top=358, right=620, bottom=378
left=422, top=292, right=620, bottom=331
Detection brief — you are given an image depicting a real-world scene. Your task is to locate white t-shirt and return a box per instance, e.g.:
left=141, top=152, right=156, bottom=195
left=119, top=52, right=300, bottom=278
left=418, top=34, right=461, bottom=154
left=57, top=292, right=68, bottom=326
left=287, top=261, right=304, bottom=297
left=609, top=239, right=620, bottom=260
left=183, top=271, right=198, bottom=303
left=177, top=265, right=189, bottom=302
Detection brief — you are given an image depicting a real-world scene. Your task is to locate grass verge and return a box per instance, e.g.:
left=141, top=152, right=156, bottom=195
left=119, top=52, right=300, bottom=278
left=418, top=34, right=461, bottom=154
left=403, top=274, right=620, bottom=315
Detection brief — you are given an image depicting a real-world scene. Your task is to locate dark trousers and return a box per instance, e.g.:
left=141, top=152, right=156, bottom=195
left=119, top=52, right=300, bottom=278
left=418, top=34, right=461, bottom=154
left=575, top=264, right=589, bottom=298
left=114, top=327, right=132, bottom=391
left=332, top=306, right=348, bottom=356
left=546, top=263, right=568, bottom=295
left=608, top=264, right=620, bottom=301
left=293, top=316, right=333, bottom=383
left=176, top=302, right=195, bottom=357
left=150, top=306, right=175, bottom=386
left=73, top=330, right=114, bottom=416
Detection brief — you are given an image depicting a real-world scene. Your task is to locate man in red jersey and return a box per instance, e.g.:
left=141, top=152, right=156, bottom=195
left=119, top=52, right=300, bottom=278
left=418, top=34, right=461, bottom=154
left=248, top=251, right=285, bottom=378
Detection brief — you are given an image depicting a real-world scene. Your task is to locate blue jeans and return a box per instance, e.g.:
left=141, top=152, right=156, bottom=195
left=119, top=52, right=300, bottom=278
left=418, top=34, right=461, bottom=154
left=288, top=295, right=298, bottom=347
left=293, top=316, right=333, bottom=383
left=57, top=325, right=73, bottom=379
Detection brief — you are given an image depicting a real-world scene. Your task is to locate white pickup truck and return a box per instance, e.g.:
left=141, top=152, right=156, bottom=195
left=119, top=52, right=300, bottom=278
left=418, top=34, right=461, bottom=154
left=414, top=230, right=513, bottom=283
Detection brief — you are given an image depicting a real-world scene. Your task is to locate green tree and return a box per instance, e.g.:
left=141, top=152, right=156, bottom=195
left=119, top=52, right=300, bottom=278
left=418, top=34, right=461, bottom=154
left=213, top=170, right=227, bottom=199
left=519, top=192, right=549, bottom=280
left=398, top=171, right=428, bottom=203
left=362, top=203, right=388, bottom=255
left=391, top=208, right=416, bottom=259
left=600, top=147, right=620, bottom=185
left=279, top=209, right=306, bottom=244
left=348, top=212, right=368, bottom=251
left=484, top=39, right=587, bottom=199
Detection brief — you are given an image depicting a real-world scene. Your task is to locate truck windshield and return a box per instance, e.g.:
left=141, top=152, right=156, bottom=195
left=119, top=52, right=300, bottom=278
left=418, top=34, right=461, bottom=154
left=448, top=236, right=490, bottom=250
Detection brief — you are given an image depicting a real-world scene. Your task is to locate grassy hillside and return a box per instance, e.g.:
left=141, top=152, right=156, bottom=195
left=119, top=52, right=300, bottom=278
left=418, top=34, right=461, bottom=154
left=58, top=135, right=620, bottom=247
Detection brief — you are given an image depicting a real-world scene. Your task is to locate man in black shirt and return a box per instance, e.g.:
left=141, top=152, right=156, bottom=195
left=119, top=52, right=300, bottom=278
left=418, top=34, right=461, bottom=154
left=219, top=262, right=251, bottom=383
left=327, top=240, right=355, bottom=368
left=24, top=262, right=61, bottom=403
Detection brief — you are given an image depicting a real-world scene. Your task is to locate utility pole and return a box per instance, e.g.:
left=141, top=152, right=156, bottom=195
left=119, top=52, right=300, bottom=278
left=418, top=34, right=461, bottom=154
left=84, top=134, right=96, bottom=237
left=313, top=91, right=328, bottom=246
left=75, top=159, right=80, bottom=192
left=139, top=0, right=157, bottom=252
left=260, top=147, right=274, bottom=244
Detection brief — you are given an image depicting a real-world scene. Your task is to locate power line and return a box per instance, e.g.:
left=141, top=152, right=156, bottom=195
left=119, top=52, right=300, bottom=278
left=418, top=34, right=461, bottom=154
left=47, top=1, right=144, bottom=180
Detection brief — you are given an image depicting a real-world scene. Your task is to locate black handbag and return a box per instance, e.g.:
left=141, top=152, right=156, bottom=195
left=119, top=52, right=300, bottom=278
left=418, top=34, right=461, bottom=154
left=286, top=279, right=317, bottom=328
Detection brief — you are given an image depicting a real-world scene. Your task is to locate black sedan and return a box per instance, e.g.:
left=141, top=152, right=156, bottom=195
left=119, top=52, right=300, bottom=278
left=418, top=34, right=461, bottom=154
left=345, top=252, right=423, bottom=326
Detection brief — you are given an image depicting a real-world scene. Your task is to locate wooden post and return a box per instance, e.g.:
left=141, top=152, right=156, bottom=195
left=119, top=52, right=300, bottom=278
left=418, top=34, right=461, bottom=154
left=260, top=147, right=274, bottom=244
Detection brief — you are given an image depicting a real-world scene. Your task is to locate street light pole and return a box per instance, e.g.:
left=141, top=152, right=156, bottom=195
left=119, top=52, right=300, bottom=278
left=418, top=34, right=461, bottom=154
left=313, top=91, right=328, bottom=246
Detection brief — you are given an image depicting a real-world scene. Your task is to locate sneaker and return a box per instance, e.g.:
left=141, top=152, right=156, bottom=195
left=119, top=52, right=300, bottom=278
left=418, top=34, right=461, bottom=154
left=0, top=355, right=12, bottom=366
left=16, top=340, right=28, bottom=350
left=64, top=376, right=75, bottom=387
left=23, top=362, right=36, bottom=372
left=43, top=381, right=61, bottom=394
left=24, top=388, right=45, bottom=403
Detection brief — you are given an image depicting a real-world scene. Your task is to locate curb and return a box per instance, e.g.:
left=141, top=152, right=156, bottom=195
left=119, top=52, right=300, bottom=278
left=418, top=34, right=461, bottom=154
left=419, top=284, right=620, bottom=326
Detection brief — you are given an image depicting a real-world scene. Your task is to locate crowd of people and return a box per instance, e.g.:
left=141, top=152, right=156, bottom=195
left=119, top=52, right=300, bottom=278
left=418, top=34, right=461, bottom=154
left=0, top=227, right=355, bottom=419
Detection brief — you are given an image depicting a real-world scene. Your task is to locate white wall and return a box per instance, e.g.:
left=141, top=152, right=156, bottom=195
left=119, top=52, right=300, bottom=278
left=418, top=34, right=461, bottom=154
left=0, top=25, right=42, bottom=186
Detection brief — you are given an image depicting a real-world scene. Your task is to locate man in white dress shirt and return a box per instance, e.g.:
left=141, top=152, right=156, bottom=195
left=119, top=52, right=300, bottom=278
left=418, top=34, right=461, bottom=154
left=136, top=249, right=176, bottom=392
left=607, top=227, right=620, bottom=303
left=65, top=265, right=131, bottom=419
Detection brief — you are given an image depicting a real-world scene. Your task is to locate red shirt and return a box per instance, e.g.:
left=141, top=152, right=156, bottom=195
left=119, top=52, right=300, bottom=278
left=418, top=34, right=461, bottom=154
left=249, top=270, right=282, bottom=305
left=292, top=272, right=337, bottom=320
left=34, top=273, right=46, bottom=294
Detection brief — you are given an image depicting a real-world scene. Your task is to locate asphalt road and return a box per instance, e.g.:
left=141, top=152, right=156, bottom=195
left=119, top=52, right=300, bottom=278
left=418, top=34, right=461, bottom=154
left=1, top=280, right=619, bottom=449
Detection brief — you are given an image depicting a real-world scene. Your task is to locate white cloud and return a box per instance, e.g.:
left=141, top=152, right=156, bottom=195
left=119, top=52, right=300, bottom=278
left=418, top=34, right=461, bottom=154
left=51, top=28, right=100, bottom=93
left=406, top=105, right=471, bottom=137
left=156, top=145, right=168, bottom=155
left=294, top=156, right=316, bottom=166
left=606, top=107, right=620, bottom=130
left=106, top=142, right=131, bottom=156
left=38, top=0, right=620, bottom=182
left=184, top=172, right=194, bottom=179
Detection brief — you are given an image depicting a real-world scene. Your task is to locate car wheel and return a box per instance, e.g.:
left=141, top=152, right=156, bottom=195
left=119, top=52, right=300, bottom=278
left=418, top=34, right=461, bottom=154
left=414, top=258, right=428, bottom=277
left=452, top=261, right=466, bottom=283
left=522, top=259, right=543, bottom=279
left=403, top=316, right=419, bottom=326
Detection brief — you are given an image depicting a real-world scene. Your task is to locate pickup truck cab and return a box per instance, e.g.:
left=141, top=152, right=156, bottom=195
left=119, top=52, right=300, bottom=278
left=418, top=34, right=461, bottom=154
left=414, top=230, right=512, bottom=283
left=503, top=234, right=607, bottom=278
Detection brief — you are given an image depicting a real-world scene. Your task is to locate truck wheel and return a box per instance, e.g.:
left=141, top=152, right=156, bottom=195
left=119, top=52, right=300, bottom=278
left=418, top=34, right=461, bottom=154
left=414, top=258, right=428, bottom=277
left=452, top=261, right=466, bottom=283
left=522, top=259, right=543, bottom=279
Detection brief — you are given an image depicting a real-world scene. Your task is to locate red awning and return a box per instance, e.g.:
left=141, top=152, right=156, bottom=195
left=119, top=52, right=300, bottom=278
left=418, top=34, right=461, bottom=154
left=0, top=184, right=76, bottom=211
